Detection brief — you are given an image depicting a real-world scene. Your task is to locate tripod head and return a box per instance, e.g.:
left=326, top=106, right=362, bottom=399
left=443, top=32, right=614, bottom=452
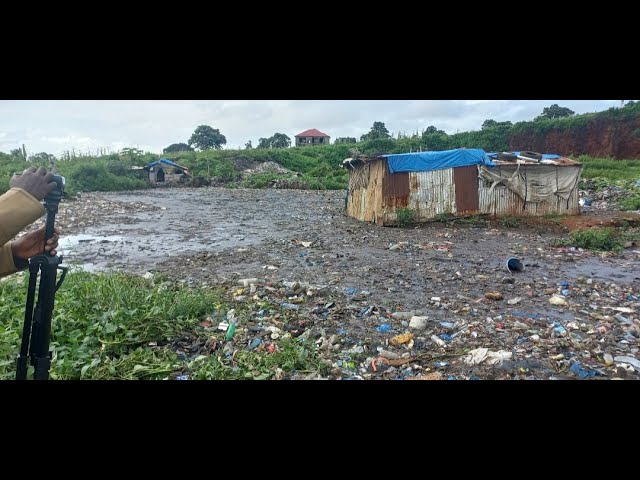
left=44, top=175, right=65, bottom=213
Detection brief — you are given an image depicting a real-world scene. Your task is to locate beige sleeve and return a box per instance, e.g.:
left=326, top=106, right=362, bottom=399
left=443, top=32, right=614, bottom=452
left=0, top=242, right=17, bottom=278
left=0, top=187, right=46, bottom=246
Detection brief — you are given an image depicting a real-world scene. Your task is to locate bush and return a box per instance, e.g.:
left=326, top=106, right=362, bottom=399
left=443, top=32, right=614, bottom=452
left=569, top=228, right=622, bottom=251
left=395, top=208, right=415, bottom=227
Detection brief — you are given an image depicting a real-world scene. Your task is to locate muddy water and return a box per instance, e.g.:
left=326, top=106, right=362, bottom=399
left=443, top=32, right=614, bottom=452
left=57, top=188, right=640, bottom=314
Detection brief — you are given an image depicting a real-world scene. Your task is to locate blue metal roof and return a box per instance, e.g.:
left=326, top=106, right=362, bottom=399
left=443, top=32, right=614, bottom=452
left=144, top=159, right=187, bottom=170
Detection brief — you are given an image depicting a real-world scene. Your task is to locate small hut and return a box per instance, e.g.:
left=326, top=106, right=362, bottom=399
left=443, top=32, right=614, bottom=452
left=343, top=148, right=583, bottom=225
left=143, top=159, right=191, bottom=186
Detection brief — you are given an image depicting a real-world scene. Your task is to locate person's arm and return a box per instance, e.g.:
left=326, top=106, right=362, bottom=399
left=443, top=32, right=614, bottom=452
left=0, top=187, right=47, bottom=278
left=0, top=187, right=46, bottom=246
left=0, top=242, right=21, bottom=278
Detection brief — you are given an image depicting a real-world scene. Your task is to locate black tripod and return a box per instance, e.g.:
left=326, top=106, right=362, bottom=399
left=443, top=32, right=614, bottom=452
left=16, top=176, right=68, bottom=380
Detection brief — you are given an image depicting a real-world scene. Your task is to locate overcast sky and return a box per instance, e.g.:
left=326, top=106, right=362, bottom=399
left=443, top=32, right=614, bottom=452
left=0, top=100, right=627, bottom=156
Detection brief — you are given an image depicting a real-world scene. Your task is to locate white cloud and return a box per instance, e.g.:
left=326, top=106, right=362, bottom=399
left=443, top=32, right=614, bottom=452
left=0, top=100, right=625, bottom=155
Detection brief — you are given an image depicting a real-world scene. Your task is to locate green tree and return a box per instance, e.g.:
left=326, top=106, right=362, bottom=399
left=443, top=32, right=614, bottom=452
left=245, top=140, right=253, bottom=149
left=535, top=104, right=575, bottom=120
left=256, top=134, right=291, bottom=149
left=270, top=133, right=291, bottom=148
left=10, top=147, right=27, bottom=161
left=481, top=119, right=512, bottom=130
left=335, top=137, right=357, bottom=144
left=188, top=125, right=227, bottom=151
left=360, top=121, right=390, bottom=141
left=424, top=125, right=445, bottom=134
left=163, top=143, right=193, bottom=153
left=28, top=152, right=57, bottom=168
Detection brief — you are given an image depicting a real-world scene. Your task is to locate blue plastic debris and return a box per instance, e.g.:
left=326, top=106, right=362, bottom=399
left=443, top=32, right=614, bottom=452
left=176, top=375, right=189, bottom=380
left=376, top=324, right=392, bottom=333
left=344, top=287, right=358, bottom=295
left=440, top=321, right=456, bottom=329
left=447, top=376, right=456, bottom=380
left=247, top=338, right=262, bottom=350
left=439, top=333, right=453, bottom=342
left=561, top=289, right=570, bottom=296
left=434, top=361, right=449, bottom=368
left=553, top=322, right=567, bottom=335
left=517, top=337, right=527, bottom=345
left=569, top=362, right=597, bottom=379
left=336, top=328, right=347, bottom=335
left=559, top=281, right=570, bottom=288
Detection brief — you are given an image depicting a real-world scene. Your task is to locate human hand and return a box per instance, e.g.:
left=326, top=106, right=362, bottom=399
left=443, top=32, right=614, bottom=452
left=10, top=166, right=57, bottom=201
left=11, top=227, right=61, bottom=261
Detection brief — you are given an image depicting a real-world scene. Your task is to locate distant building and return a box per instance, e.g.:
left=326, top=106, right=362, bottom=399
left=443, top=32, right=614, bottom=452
left=295, top=128, right=330, bottom=147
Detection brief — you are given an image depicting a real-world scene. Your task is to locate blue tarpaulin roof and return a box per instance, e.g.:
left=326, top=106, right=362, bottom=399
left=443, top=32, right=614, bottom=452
left=144, top=159, right=186, bottom=170
left=383, top=149, right=496, bottom=174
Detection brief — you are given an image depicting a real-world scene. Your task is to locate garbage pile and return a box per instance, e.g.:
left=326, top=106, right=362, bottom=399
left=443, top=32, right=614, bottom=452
left=579, top=179, right=640, bottom=212
left=167, top=274, right=640, bottom=380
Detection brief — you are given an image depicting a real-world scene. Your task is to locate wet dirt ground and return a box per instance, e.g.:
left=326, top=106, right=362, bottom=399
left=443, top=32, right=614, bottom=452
left=49, top=188, right=640, bottom=380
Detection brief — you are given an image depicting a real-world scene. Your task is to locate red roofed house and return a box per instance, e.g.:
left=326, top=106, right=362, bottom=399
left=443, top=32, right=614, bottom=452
left=295, top=128, right=330, bottom=147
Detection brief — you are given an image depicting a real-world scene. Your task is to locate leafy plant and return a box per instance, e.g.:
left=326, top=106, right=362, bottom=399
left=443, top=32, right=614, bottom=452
left=395, top=208, right=416, bottom=227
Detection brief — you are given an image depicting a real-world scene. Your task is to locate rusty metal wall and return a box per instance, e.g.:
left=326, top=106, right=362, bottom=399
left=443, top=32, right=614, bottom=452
left=378, top=168, right=456, bottom=224
left=479, top=165, right=582, bottom=216
left=453, top=165, right=480, bottom=214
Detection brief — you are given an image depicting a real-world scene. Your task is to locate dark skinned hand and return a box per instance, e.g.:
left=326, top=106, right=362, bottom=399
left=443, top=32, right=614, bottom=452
left=10, top=166, right=57, bottom=201
left=12, top=226, right=60, bottom=260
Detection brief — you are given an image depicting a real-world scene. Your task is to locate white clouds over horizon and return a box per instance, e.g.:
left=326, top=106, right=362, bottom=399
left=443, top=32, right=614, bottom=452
left=0, top=100, right=624, bottom=156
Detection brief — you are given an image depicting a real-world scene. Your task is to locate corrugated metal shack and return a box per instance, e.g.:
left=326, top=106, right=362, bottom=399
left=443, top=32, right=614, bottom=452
left=143, top=159, right=191, bottom=186
left=343, top=148, right=583, bottom=225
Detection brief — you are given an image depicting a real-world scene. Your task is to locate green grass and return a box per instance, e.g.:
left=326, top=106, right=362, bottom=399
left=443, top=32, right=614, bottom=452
left=564, top=227, right=623, bottom=251
left=499, top=215, right=520, bottom=228
left=0, top=272, right=323, bottom=380
left=618, top=194, right=640, bottom=211
left=577, top=155, right=640, bottom=181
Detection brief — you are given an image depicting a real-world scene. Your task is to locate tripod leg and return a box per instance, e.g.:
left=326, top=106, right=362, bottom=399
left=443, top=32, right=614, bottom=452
left=16, top=263, right=40, bottom=380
